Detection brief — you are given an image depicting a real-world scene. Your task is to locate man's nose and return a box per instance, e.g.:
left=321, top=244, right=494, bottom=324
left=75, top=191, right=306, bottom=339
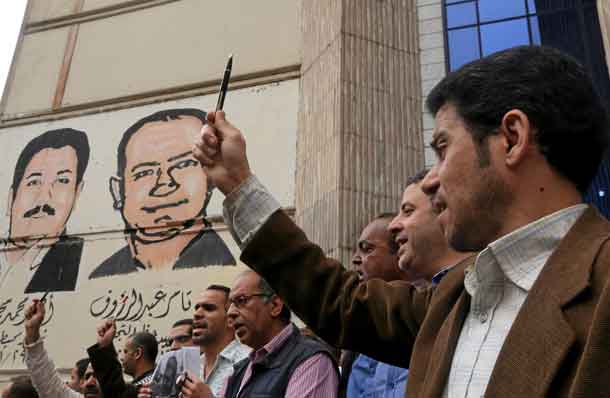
left=388, top=215, right=402, bottom=235
left=421, top=166, right=440, bottom=196
left=227, top=303, right=238, bottom=319
left=149, top=169, right=179, bottom=197
left=351, top=253, right=362, bottom=268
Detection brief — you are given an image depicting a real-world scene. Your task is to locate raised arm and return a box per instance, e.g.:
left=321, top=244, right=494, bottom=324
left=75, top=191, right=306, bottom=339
left=193, top=112, right=432, bottom=366
left=24, top=300, right=80, bottom=398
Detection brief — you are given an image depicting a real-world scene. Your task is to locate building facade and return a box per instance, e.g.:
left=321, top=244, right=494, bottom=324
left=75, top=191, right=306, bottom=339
left=0, top=0, right=608, bottom=384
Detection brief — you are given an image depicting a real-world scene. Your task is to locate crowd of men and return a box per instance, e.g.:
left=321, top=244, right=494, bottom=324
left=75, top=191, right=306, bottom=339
left=3, top=44, right=610, bottom=397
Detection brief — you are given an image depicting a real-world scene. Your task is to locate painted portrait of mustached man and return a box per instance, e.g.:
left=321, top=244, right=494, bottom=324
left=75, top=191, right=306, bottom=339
left=89, top=108, right=235, bottom=279
left=1, top=128, right=89, bottom=293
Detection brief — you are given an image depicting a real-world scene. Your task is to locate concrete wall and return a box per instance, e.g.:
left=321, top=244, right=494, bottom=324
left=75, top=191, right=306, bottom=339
left=417, top=0, right=446, bottom=168
left=0, top=0, right=300, bottom=378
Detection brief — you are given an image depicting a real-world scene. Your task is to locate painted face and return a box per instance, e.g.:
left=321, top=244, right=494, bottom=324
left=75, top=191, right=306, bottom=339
left=81, top=364, right=102, bottom=398
left=121, top=116, right=208, bottom=243
left=351, top=218, right=400, bottom=282
left=119, top=337, right=139, bottom=377
left=169, top=324, right=194, bottom=351
left=421, top=104, right=511, bottom=252
left=388, top=183, right=449, bottom=283
left=10, top=146, right=80, bottom=244
left=192, top=289, right=230, bottom=346
left=227, top=273, right=275, bottom=350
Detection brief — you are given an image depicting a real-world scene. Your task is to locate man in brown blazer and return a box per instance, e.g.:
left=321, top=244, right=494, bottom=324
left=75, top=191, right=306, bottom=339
left=193, top=46, right=610, bottom=397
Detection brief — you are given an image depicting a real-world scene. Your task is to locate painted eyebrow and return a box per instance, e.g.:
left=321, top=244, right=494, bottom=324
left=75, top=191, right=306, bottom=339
left=25, top=172, right=42, bottom=179
left=167, top=151, right=193, bottom=163
left=57, top=169, right=72, bottom=175
left=131, top=161, right=160, bottom=173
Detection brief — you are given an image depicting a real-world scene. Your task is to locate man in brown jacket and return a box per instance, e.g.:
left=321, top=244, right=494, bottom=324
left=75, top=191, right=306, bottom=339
left=193, top=46, right=610, bottom=397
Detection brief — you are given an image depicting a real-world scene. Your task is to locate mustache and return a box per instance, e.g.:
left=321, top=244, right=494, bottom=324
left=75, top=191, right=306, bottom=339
left=140, top=199, right=189, bottom=213
left=23, top=204, right=56, bottom=218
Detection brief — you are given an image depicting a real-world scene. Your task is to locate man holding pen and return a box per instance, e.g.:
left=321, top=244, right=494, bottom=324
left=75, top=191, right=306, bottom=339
left=192, top=46, right=610, bottom=396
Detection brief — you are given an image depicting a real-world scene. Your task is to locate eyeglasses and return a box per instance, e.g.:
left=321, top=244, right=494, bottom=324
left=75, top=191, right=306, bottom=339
left=171, top=334, right=192, bottom=343
left=229, top=293, right=271, bottom=309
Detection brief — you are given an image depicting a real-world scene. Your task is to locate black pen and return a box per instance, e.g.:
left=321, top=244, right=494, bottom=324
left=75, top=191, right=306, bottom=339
left=216, top=54, right=233, bottom=111
left=39, top=290, right=50, bottom=303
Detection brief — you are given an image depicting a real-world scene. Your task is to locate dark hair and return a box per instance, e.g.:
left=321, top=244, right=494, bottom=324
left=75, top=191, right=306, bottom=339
left=115, top=108, right=214, bottom=212
left=11, top=128, right=90, bottom=200
left=75, top=358, right=90, bottom=380
left=207, top=284, right=231, bottom=309
left=258, top=277, right=291, bottom=323
left=373, top=212, right=399, bottom=254
left=406, top=169, right=430, bottom=187
left=172, top=318, right=194, bottom=328
left=7, top=376, right=38, bottom=398
left=426, top=45, right=609, bottom=193
left=131, top=332, right=159, bottom=364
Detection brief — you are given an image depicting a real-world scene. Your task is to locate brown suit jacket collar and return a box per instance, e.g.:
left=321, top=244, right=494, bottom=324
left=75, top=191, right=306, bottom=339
left=419, top=206, right=610, bottom=396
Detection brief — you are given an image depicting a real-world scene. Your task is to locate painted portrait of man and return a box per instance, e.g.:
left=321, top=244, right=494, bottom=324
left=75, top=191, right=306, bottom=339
left=89, top=108, right=235, bottom=279
left=1, top=128, right=90, bottom=293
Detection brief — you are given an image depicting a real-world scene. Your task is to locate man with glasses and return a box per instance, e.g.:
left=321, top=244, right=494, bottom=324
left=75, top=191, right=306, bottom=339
left=218, top=270, right=339, bottom=397
left=168, top=319, right=195, bottom=351
left=139, top=285, right=250, bottom=398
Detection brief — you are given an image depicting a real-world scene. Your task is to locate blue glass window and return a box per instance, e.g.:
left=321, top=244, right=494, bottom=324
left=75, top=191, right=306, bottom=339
left=478, top=0, right=526, bottom=22
left=448, top=27, right=480, bottom=70
left=481, top=19, right=530, bottom=56
left=529, top=17, right=541, bottom=44
left=446, top=2, right=477, bottom=29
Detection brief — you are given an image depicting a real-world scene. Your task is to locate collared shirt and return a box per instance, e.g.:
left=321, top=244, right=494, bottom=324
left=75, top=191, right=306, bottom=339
left=0, top=244, right=50, bottom=291
left=201, top=339, right=250, bottom=397
left=443, top=204, right=587, bottom=398
left=347, top=354, right=407, bottom=398
left=346, top=262, right=452, bottom=398
left=220, top=323, right=338, bottom=398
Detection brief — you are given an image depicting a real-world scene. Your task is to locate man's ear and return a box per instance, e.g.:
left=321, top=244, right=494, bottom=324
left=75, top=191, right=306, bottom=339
left=269, top=295, right=284, bottom=319
left=6, top=188, right=13, bottom=217
left=109, top=176, right=123, bottom=210
left=71, top=181, right=85, bottom=213
left=500, top=109, right=533, bottom=168
left=135, top=347, right=143, bottom=360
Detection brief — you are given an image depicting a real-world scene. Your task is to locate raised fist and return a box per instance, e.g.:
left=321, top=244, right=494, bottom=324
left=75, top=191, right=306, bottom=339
left=24, top=300, right=45, bottom=344
left=96, top=319, right=117, bottom=348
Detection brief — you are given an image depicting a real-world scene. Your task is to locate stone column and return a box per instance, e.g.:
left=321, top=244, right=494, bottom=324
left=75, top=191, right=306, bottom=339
left=296, top=0, right=423, bottom=266
left=599, top=0, right=610, bottom=72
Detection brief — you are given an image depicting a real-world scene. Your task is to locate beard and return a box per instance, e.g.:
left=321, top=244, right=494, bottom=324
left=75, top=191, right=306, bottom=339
left=448, top=167, right=512, bottom=252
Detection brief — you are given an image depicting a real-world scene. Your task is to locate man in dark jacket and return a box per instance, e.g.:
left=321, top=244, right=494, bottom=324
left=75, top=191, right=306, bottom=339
left=193, top=46, right=610, bottom=396
left=88, top=321, right=157, bottom=398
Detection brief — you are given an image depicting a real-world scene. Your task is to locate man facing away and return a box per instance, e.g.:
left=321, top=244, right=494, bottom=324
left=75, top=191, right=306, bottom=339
left=193, top=45, right=610, bottom=396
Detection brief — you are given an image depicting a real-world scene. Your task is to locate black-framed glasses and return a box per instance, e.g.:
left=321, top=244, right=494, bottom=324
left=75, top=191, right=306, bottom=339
left=229, top=293, right=271, bottom=309
left=171, top=334, right=192, bottom=343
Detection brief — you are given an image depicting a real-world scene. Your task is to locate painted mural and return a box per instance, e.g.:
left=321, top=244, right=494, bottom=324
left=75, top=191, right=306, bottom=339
left=90, top=108, right=235, bottom=279
left=0, top=79, right=298, bottom=371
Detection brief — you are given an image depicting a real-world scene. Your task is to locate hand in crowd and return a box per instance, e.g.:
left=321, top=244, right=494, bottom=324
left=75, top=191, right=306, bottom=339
left=96, top=319, right=117, bottom=348
left=24, top=300, right=45, bottom=344
left=136, top=383, right=151, bottom=398
left=136, top=373, right=213, bottom=398
left=193, top=111, right=252, bottom=195
left=180, top=371, right=213, bottom=398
